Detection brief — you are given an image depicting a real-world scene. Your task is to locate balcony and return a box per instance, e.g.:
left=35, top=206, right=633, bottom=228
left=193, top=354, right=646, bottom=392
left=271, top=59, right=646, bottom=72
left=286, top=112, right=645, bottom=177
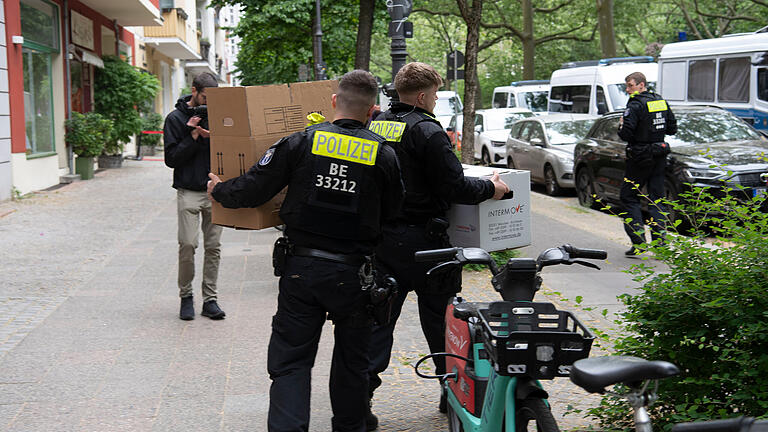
left=143, top=8, right=200, bottom=60
left=78, top=0, right=162, bottom=26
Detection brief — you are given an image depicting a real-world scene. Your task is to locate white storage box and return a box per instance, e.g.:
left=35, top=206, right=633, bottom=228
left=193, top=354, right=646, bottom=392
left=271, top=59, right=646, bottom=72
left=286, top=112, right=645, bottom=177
left=447, top=165, right=532, bottom=252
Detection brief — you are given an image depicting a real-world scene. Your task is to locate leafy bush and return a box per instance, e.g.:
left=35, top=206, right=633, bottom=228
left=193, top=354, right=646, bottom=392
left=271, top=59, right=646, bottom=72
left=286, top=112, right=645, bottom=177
left=65, top=112, right=113, bottom=157
left=140, top=113, right=164, bottom=148
left=587, top=182, right=768, bottom=429
left=94, top=56, right=159, bottom=155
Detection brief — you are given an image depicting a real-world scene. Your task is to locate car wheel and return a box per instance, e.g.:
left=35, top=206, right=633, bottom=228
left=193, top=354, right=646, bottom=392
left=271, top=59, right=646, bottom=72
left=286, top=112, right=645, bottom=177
left=544, top=165, right=563, bottom=196
left=663, top=178, right=691, bottom=233
left=480, top=148, right=492, bottom=166
left=576, top=168, right=599, bottom=210
left=507, top=157, right=516, bottom=169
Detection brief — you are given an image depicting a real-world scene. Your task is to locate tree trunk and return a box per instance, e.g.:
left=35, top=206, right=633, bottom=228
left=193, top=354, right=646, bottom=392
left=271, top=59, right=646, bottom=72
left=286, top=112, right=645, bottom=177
left=596, top=0, right=617, bottom=58
left=458, top=0, right=483, bottom=164
left=521, top=0, right=535, bottom=80
left=354, top=0, right=375, bottom=70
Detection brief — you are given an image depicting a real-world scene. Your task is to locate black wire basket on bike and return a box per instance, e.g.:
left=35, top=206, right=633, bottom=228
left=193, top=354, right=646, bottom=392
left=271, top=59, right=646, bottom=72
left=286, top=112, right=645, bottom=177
left=479, top=301, right=595, bottom=379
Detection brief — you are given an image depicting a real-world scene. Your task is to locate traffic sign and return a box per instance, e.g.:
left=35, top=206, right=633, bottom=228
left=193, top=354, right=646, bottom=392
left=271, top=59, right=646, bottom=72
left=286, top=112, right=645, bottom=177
left=447, top=50, right=465, bottom=69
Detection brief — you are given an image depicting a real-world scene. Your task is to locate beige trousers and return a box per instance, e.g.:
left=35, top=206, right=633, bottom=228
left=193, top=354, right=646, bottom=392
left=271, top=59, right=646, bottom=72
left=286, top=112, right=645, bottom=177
left=176, top=188, right=223, bottom=301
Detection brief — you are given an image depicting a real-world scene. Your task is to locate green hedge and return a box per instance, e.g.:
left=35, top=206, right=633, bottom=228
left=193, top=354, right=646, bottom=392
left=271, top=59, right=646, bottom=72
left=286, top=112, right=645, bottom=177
left=587, top=181, right=768, bottom=430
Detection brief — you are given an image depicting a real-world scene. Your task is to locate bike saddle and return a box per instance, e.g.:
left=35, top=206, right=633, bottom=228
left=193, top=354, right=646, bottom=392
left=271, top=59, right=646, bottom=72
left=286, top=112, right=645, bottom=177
left=453, top=302, right=487, bottom=321
left=570, top=356, right=679, bottom=394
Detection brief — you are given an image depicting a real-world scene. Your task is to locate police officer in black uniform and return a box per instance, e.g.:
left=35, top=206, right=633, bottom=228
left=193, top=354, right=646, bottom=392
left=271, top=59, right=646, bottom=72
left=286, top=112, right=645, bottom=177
left=207, top=70, right=404, bottom=432
left=366, top=62, right=509, bottom=427
left=618, top=71, right=677, bottom=256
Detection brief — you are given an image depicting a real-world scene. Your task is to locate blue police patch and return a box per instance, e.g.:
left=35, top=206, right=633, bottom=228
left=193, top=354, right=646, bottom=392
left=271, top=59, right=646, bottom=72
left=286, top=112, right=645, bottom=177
left=259, top=148, right=275, bottom=166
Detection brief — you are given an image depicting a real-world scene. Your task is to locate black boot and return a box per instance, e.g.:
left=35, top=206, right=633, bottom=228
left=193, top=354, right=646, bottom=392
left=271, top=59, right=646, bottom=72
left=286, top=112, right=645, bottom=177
left=179, top=296, right=194, bottom=321
left=366, top=399, right=378, bottom=431
left=201, top=300, right=226, bottom=320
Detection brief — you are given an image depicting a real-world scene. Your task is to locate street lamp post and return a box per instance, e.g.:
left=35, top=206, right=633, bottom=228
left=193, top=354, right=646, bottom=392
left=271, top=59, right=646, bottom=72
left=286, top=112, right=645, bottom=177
left=313, top=0, right=327, bottom=80
left=386, top=0, right=412, bottom=102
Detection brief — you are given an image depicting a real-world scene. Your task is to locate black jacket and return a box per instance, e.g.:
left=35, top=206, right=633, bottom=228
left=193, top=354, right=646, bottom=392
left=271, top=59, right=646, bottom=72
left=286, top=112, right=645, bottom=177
left=618, top=90, right=677, bottom=145
left=164, top=95, right=211, bottom=191
left=212, top=119, right=405, bottom=255
left=373, top=103, right=494, bottom=223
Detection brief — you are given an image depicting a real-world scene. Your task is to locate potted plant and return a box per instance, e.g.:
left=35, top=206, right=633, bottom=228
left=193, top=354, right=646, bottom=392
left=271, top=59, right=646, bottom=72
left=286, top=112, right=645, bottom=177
left=199, top=37, right=211, bottom=60
left=138, top=112, right=164, bottom=157
left=65, top=112, right=113, bottom=180
left=94, top=56, right=160, bottom=168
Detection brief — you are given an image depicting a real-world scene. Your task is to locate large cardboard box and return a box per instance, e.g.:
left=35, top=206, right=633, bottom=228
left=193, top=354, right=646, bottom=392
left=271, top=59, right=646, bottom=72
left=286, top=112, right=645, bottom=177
left=447, top=165, right=532, bottom=252
left=207, top=80, right=338, bottom=229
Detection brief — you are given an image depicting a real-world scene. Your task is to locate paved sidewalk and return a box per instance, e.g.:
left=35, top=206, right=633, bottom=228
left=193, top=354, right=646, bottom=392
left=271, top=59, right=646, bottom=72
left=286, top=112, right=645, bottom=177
left=0, top=159, right=622, bottom=431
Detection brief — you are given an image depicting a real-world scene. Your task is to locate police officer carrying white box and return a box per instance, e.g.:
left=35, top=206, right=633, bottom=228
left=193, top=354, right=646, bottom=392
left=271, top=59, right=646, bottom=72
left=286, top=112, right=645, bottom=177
left=207, top=70, right=404, bottom=432
left=365, top=62, right=509, bottom=428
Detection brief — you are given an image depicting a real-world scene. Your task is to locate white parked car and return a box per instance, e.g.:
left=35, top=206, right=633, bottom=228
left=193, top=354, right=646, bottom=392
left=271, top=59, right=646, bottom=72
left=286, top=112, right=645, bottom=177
left=435, top=90, right=463, bottom=129
left=505, top=113, right=597, bottom=195
left=472, top=108, right=535, bottom=166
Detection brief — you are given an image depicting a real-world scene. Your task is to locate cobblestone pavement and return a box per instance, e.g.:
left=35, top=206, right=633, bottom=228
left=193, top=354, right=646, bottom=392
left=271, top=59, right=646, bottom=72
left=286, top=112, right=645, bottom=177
left=0, top=159, right=620, bottom=431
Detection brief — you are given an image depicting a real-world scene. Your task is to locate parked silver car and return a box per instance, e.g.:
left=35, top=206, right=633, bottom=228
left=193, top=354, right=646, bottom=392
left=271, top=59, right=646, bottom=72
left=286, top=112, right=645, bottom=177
left=505, top=113, right=597, bottom=195
left=472, top=108, right=535, bottom=166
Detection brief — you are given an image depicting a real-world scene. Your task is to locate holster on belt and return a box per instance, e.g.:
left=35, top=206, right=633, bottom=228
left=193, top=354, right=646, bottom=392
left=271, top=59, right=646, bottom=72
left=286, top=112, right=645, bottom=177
left=272, top=236, right=291, bottom=277
left=425, top=217, right=450, bottom=244
left=359, top=257, right=399, bottom=326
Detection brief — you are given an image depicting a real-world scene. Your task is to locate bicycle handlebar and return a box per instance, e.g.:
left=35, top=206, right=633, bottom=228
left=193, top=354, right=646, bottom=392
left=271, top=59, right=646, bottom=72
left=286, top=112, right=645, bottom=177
left=565, top=245, right=608, bottom=260
left=672, top=417, right=767, bottom=432
left=414, top=248, right=459, bottom=262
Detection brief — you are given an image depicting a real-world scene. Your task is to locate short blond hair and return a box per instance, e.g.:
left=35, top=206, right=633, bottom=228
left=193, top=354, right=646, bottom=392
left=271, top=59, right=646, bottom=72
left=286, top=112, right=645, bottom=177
left=395, top=62, right=443, bottom=96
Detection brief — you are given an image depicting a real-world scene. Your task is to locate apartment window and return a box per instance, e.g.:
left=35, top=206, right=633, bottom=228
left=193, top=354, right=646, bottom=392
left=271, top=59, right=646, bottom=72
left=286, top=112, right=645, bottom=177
left=21, top=0, right=59, bottom=156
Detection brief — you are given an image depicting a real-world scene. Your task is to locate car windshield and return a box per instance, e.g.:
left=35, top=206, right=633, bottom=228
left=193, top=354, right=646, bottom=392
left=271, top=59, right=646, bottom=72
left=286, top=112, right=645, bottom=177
left=435, top=98, right=460, bottom=116
left=667, top=110, right=765, bottom=146
left=608, top=81, right=657, bottom=111
left=518, top=91, right=549, bottom=112
left=546, top=119, right=597, bottom=145
left=486, top=112, right=534, bottom=130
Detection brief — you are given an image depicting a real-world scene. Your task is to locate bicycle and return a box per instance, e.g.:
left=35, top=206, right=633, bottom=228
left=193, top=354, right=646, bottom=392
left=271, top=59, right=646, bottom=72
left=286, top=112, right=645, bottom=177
left=569, top=355, right=768, bottom=432
left=413, top=244, right=607, bottom=432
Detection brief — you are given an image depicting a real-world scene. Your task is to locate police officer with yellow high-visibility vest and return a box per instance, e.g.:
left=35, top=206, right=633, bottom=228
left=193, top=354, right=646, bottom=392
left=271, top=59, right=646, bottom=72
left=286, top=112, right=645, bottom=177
left=207, top=70, right=404, bottom=432
left=365, top=62, right=509, bottom=428
left=618, top=71, right=677, bottom=256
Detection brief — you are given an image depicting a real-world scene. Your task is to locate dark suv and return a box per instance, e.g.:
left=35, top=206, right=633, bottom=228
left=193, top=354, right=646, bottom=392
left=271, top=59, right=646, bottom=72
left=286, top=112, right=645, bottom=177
left=573, top=106, right=768, bottom=215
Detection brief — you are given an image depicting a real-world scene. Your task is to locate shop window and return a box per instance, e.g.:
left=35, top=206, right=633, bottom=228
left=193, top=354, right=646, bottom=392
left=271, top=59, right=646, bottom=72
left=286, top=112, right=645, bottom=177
left=20, top=0, right=59, bottom=50
left=21, top=0, right=59, bottom=156
left=23, top=48, right=55, bottom=155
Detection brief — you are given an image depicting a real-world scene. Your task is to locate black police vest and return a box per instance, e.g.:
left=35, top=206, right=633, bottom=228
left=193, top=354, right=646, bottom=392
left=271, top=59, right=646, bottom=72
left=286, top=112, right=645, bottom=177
left=280, top=122, right=388, bottom=242
left=369, top=110, right=444, bottom=220
left=630, top=92, right=671, bottom=144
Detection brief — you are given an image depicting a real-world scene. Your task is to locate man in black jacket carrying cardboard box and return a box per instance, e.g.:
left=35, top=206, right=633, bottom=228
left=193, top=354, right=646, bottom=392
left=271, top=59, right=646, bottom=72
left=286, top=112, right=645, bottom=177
left=164, top=72, right=226, bottom=321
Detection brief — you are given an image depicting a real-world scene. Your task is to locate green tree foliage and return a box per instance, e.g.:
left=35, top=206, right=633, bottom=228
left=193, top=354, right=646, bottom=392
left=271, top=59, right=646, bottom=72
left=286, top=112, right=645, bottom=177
left=587, top=184, right=768, bottom=429
left=140, top=113, right=164, bottom=148
left=65, top=112, right=112, bottom=158
left=212, top=0, right=387, bottom=85
left=94, top=56, right=159, bottom=155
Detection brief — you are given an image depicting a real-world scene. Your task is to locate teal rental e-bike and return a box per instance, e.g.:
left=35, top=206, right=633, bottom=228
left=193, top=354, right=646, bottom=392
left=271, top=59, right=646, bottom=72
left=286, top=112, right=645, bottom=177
left=413, top=245, right=607, bottom=432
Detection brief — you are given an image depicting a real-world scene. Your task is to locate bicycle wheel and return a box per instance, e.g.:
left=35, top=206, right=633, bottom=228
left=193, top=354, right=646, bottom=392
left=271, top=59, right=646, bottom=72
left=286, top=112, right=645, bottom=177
left=515, top=397, right=559, bottom=432
left=446, top=401, right=465, bottom=432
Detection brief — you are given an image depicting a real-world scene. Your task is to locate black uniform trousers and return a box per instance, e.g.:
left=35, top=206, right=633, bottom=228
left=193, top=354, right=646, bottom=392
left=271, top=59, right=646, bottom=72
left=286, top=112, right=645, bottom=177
left=267, top=255, right=371, bottom=432
left=368, top=223, right=453, bottom=397
left=619, top=155, right=667, bottom=246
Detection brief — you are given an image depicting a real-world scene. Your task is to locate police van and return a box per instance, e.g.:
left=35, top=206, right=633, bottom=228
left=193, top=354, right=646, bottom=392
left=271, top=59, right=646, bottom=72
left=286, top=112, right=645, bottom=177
left=548, top=57, right=658, bottom=115
left=491, top=80, right=550, bottom=113
left=658, top=30, right=768, bottom=131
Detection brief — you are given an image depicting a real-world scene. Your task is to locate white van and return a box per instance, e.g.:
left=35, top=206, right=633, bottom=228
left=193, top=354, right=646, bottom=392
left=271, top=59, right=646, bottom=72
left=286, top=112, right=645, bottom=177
left=491, top=80, right=550, bottom=113
left=658, top=31, right=768, bottom=132
left=435, top=90, right=463, bottom=129
left=548, top=57, right=658, bottom=115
